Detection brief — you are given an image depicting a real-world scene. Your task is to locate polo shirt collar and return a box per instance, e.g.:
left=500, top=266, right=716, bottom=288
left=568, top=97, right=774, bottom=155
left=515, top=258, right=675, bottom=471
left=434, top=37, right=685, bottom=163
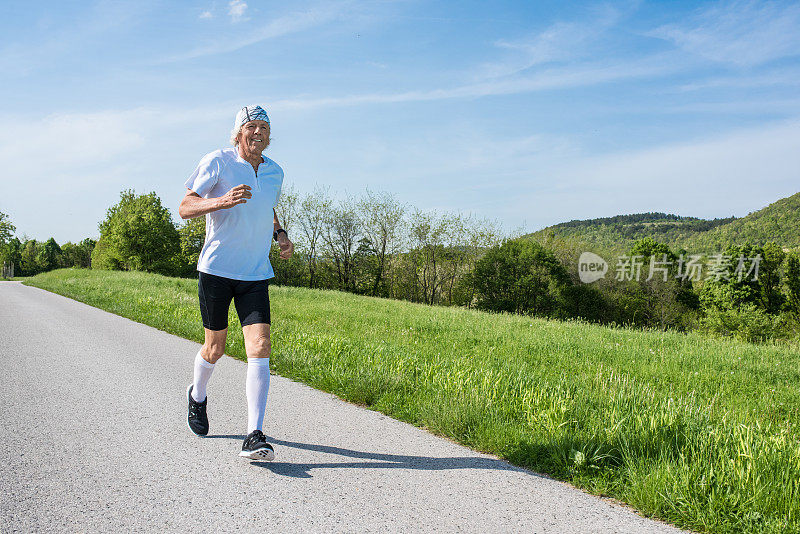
left=235, top=148, right=266, bottom=166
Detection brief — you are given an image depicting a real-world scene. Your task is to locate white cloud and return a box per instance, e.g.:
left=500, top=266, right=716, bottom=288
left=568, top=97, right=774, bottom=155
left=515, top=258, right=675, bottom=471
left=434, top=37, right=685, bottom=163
left=650, top=0, right=800, bottom=67
left=228, top=0, right=248, bottom=22
left=199, top=10, right=213, bottom=20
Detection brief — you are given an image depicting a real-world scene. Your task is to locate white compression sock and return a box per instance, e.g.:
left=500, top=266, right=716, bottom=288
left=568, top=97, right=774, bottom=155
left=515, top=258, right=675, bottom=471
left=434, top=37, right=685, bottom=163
left=192, top=351, right=215, bottom=402
left=246, top=358, right=270, bottom=434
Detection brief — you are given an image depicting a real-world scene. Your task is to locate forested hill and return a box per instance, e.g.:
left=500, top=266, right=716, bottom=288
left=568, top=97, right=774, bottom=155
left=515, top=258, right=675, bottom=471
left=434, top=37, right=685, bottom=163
left=525, top=191, right=800, bottom=253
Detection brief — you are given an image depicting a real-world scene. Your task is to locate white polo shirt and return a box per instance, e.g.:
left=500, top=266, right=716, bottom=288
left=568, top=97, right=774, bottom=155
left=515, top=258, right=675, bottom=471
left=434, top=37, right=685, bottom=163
left=184, top=147, right=283, bottom=281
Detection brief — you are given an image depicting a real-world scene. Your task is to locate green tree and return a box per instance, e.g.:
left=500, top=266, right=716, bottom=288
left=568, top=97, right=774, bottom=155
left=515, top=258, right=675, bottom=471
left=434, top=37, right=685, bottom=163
left=700, top=244, right=760, bottom=312
left=698, top=243, right=788, bottom=341
left=627, top=238, right=699, bottom=329
left=177, top=216, right=206, bottom=276
left=0, top=211, right=15, bottom=245
left=358, top=190, right=405, bottom=297
left=94, top=190, right=180, bottom=275
left=407, top=209, right=456, bottom=305
left=322, top=196, right=361, bottom=292
left=1, top=237, right=22, bottom=276
left=472, top=239, right=571, bottom=317
left=758, top=242, right=785, bottom=314
left=60, top=239, right=94, bottom=268
left=60, top=242, right=77, bottom=267
left=630, top=237, right=676, bottom=261
left=20, top=239, right=42, bottom=275
left=37, top=237, right=62, bottom=272
left=785, top=253, right=800, bottom=314
left=297, top=187, right=332, bottom=289
left=0, top=212, right=17, bottom=276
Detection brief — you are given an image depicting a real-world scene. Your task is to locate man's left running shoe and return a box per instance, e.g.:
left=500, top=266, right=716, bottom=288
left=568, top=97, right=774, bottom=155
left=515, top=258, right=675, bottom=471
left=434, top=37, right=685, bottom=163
left=187, top=384, right=209, bottom=436
left=239, top=430, right=275, bottom=461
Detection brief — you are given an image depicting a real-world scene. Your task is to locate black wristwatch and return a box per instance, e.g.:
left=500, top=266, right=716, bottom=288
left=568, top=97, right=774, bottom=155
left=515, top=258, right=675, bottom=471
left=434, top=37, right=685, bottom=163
left=273, top=228, right=287, bottom=241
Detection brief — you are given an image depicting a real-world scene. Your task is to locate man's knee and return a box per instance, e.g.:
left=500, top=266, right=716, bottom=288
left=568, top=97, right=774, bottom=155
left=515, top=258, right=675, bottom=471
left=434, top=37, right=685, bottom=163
left=202, top=343, right=225, bottom=363
left=242, top=323, right=271, bottom=358
left=202, top=329, right=227, bottom=363
left=248, top=334, right=271, bottom=358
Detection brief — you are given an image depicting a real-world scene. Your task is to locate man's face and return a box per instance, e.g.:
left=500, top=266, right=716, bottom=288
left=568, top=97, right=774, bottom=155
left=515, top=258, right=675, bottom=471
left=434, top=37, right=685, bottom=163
left=239, top=120, right=270, bottom=154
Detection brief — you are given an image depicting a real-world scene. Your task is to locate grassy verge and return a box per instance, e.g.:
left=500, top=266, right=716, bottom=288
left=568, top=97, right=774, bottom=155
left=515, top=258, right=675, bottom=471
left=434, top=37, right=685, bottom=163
left=26, top=268, right=800, bottom=533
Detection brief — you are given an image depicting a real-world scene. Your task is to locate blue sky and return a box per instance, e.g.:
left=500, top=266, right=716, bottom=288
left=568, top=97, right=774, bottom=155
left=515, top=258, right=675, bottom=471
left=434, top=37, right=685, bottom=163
left=1, top=0, right=799, bottom=243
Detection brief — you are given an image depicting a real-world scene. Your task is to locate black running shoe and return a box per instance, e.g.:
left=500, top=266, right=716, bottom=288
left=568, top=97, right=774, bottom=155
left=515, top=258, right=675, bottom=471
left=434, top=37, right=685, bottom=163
left=186, top=384, right=209, bottom=436
left=240, top=430, right=275, bottom=461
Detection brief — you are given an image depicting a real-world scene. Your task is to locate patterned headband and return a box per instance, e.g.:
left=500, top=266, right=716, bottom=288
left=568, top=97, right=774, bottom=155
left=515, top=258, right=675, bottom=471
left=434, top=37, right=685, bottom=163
left=234, top=105, right=270, bottom=129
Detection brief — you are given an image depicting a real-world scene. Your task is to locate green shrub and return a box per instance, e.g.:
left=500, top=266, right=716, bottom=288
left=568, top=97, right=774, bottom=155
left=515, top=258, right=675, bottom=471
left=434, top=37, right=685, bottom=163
left=701, top=304, right=781, bottom=343
left=473, top=239, right=571, bottom=317
left=91, top=235, right=123, bottom=271
left=94, top=190, right=180, bottom=275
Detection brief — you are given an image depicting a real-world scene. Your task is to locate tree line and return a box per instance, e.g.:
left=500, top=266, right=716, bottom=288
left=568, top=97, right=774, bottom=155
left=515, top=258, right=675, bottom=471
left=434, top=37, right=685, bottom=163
left=514, top=233, right=800, bottom=343
left=1, top=188, right=509, bottom=309
left=0, top=212, right=94, bottom=276
left=3, top=189, right=799, bottom=343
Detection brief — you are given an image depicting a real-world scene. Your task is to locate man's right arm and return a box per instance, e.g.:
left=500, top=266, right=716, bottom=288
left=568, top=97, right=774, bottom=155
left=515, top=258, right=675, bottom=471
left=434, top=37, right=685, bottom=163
left=178, top=185, right=252, bottom=219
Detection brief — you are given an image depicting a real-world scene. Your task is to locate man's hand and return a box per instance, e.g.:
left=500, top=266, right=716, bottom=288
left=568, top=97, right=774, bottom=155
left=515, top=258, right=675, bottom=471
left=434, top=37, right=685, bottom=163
left=217, top=184, right=252, bottom=210
left=278, top=235, right=294, bottom=259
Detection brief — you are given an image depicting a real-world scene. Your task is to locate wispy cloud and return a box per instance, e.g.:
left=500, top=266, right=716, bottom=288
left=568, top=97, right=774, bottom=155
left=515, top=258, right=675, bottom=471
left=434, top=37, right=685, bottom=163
left=199, top=10, right=213, bottom=20
left=650, top=0, right=800, bottom=67
left=479, top=5, right=623, bottom=79
left=160, top=2, right=350, bottom=62
left=228, top=0, right=248, bottom=22
left=269, top=53, right=677, bottom=110
left=677, top=67, right=800, bottom=92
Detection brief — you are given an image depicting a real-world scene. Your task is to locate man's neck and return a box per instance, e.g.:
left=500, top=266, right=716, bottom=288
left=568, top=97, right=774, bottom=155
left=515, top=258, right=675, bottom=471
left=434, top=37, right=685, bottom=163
left=238, top=146, right=263, bottom=170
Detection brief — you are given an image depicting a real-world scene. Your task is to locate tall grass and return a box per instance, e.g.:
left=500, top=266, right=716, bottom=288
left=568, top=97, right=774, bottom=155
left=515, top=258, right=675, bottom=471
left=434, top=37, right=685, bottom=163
left=25, top=269, right=800, bottom=533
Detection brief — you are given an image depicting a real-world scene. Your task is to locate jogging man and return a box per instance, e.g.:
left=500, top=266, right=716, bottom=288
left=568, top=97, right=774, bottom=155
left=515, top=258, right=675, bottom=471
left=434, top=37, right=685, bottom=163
left=178, top=105, right=293, bottom=461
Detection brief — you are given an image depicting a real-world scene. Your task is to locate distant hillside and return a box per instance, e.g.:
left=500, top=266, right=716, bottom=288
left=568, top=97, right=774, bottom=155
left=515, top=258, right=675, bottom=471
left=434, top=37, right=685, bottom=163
left=526, top=192, right=800, bottom=254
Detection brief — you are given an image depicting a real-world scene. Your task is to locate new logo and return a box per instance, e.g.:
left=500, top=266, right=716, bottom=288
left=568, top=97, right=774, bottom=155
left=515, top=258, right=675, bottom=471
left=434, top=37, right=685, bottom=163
left=578, top=252, right=608, bottom=283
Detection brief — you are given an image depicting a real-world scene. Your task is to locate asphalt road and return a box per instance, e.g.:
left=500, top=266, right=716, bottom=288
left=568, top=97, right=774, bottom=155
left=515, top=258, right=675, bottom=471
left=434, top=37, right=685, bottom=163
left=0, top=281, right=686, bottom=533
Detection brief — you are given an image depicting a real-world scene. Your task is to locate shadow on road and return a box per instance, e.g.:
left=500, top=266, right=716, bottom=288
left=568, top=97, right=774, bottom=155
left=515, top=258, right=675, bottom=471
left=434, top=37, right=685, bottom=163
left=206, top=433, right=544, bottom=479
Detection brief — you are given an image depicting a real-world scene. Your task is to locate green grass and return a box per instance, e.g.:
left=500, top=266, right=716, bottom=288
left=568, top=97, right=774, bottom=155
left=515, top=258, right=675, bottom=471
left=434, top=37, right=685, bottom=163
left=25, top=268, right=800, bottom=533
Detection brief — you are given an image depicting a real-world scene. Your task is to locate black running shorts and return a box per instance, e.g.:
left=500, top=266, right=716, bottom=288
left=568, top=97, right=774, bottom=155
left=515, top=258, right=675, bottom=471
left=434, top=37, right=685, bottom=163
left=198, top=272, right=270, bottom=331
